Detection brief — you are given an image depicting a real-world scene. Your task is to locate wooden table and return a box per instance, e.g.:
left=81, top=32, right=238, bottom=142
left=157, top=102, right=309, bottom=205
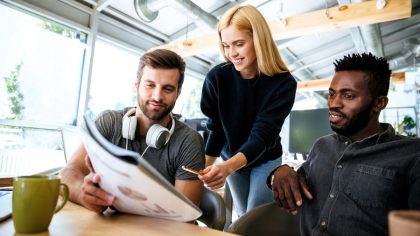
left=0, top=202, right=236, bottom=236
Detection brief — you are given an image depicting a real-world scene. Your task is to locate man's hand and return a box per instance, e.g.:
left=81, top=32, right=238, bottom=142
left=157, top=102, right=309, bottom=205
left=78, top=156, right=115, bottom=213
left=271, top=165, right=313, bottom=215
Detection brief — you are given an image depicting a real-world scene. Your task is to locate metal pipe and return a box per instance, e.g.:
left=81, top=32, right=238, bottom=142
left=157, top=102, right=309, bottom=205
left=134, top=0, right=218, bottom=33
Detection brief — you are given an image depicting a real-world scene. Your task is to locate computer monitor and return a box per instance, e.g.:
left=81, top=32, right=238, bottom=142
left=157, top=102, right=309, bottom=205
left=182, top=118, right=208, bottom=132
left=182, top=118, right=208, bottom=142
left=289, top=108, right=333, bottom=154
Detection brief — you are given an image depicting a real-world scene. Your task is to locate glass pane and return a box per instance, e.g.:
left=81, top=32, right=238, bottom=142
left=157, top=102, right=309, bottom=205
left=88, top=40, right=139, bottom=115
left=173, top=75, right=205, bottom=118
left=383, top=107, right=417, bottom=136
left=0, top=4, right=86, bottom=125
left=89, top=41, right=205, bottom=119
left=0, top=123, right=66, bottom=176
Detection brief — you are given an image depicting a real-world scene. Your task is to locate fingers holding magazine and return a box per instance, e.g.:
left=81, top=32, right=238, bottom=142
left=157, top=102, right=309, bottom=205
left=76, top=112, right=203, bottom=222
left=84, top=155, right=95, bottom=173
left=79, top=156, right=115, bottom=213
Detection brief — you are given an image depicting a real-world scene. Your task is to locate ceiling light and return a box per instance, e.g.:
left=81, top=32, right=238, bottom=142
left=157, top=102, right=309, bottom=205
left=376, top=0, right=387, bottom=9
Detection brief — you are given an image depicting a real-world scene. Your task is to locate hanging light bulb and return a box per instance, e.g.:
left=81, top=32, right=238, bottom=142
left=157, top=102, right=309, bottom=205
left=376, top=0, right=387, bottom=9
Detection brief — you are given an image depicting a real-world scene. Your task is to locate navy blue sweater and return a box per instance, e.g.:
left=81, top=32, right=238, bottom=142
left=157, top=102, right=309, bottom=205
left=201, top=62, right=297, bottom=168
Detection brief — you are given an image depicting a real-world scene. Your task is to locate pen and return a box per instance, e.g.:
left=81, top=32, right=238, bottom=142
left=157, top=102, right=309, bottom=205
left=181, top=166, right=203, bottom=175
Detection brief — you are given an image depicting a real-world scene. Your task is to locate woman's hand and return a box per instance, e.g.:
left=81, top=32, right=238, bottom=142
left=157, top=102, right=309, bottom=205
left=198, top=163, right=232, bottom=189
left=198, top=152, right=247, bottom=189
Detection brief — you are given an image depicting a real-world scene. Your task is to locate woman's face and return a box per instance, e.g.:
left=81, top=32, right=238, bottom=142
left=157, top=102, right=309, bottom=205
left=220, top=25, right=257, bottom=78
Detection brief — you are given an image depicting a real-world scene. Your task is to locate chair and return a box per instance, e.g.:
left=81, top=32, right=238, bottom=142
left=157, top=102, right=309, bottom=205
left=198, top=187, right=226, bottom=230
left=227, top=202, right=300, bottom=236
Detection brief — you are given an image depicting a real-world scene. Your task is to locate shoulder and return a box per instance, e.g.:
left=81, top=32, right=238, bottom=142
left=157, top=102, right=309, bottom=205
left=173, top=120, right=203, bottom=141
left=272, top=72, right=297, bottom=86
left=170, top=120, right=204, bottom=156
left=261, top=72, right=297, bottom=97
left=312, top=134, right=338, bottom=149
left=96, top=109, right=126, bottom=124
left=395, top=135, right=420, bottom=152
left=206, top=62, right=233, bottom=78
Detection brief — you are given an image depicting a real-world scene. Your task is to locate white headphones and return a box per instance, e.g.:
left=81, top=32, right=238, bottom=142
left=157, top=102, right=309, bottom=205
left=122, top=108, right=175, bottom=149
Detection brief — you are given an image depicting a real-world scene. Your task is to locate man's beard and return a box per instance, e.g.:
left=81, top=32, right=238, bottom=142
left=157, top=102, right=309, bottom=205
left=138, top=99, right=175, bottom=121
left=330, top=102, right=373, bottom=137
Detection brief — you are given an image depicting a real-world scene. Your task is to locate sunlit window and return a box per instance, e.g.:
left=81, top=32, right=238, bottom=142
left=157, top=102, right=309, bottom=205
left=88, top=39, right=139, bottom=116
left=0, top=4, right=86, bottom=176
left=0, top=4, right=86, bottom=125
left=173, top=75, right=204, bottom=119
left=89, top=40, right=204, bottom=119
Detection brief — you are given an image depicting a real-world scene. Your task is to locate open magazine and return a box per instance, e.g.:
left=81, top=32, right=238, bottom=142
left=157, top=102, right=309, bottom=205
left=80, top=112, right=202, bottom=222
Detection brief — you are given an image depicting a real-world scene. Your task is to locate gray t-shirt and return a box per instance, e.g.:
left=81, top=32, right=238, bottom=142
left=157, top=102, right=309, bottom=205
left=95, top=108, right=205, bottom=185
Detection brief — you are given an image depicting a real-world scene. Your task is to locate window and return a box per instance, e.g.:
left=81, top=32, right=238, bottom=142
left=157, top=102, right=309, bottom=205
left=0, top=122, right=67, bottom=176
left=173, top=75, right=205, bottom=118
left=88, top=39, right=140, bottom=116
left=0, top=4, right=87, bottom=125
left=89, top=39, right=205, bottom=119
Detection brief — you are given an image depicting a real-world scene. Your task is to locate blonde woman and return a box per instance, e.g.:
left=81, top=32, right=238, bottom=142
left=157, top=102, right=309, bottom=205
left=199, top=5, right=297, bottom=216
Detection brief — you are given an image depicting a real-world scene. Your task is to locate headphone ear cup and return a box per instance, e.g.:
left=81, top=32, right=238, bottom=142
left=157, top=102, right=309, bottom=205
left=146, top=124, right=169, bottom=149
left=122, top=115, right=137, bottom=140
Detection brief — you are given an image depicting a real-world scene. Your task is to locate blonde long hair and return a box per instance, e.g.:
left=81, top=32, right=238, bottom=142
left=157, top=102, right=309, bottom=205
left=217, top=5, right=289, bottom=76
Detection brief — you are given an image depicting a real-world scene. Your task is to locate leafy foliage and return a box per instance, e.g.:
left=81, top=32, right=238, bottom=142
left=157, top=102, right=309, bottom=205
left=3, top=61, right=25, bottom=119
left=39, top=21, right=86, bottom=42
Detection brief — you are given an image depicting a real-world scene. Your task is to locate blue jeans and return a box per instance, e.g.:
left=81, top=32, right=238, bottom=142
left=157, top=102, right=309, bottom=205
left=226, top=158, right=282, bottom=217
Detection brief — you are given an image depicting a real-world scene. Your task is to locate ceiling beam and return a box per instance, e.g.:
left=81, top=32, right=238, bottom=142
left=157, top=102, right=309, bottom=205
left=297, top=72, right=406, bottom=92
left=151, top=0, right=412, bottom=57
left=96, top=0, right=114, bottom=12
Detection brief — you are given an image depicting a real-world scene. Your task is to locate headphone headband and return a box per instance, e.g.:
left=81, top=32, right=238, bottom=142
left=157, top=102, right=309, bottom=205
left=122, top=108, right=175, bottom=149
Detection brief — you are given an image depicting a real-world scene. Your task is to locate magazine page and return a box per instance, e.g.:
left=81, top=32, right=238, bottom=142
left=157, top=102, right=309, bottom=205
left=80, top=113, right=202, bottom=222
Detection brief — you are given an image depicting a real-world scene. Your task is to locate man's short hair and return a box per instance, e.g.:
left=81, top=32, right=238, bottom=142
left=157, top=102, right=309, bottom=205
left=334, top=53, right=392, bottom=98
left=137, top=49, right=186, bottom=90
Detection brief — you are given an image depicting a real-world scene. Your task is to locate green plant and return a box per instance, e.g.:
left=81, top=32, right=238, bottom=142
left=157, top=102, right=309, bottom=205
left=3, top=61, right=25, bottom=120
left=38, top=21, right=86, bottom=42
left=402, top=115, right=416, bottom=136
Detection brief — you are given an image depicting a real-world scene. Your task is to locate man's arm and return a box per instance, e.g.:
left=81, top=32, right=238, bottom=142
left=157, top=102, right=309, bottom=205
left=271, top=165, right=313, bottom=215
left=175, top=179, right=203, bottom=206
left=60, top=144, right=115, bottom=212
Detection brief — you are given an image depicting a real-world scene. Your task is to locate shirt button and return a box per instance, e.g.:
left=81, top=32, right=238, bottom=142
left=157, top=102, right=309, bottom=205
left=329, top=194, right=335, bottom=198
left=321, top=220, right=327, bottom=226
left=344, top=141, right=349, bottom=145
left=337, top=165, right=343, bottom=169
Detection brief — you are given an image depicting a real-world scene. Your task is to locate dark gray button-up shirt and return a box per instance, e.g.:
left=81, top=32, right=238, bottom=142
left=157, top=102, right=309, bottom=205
left=299, top=123, right=420, bottom=236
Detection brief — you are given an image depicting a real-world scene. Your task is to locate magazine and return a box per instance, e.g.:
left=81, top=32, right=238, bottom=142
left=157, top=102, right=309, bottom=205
left=80, top=113, right=202, bottom=222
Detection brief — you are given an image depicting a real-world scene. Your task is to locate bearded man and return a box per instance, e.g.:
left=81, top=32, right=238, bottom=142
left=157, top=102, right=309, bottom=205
left=269, top=53, right=420, bottom=236
left=61, top=49, right=204, bottom=212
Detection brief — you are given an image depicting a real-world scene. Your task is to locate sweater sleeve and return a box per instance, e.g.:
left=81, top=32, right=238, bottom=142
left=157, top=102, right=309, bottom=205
left=238, top=75, right=297, bottom=166
left=200, top=71, right=226, bottom=157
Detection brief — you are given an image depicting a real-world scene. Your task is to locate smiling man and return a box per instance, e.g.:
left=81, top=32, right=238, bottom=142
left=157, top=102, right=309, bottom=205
left=269, top=53, right=420, bottom=236
left=61, top=49, right=204, bottom=213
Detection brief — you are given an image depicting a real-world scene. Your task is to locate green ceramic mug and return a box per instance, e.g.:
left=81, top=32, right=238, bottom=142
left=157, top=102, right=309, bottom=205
left=12, top=175, right=69, bottom=234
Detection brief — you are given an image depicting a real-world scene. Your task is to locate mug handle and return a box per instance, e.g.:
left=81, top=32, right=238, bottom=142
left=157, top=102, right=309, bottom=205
left=55, top=183, right=69, bottom=213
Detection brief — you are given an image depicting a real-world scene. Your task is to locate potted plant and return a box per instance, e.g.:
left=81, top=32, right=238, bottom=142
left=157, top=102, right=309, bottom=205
left=400, top=115, right=417, bottom=137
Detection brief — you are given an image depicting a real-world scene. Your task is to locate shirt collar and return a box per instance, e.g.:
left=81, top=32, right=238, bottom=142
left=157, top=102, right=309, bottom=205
left=334, top=123, right=395, bottom=145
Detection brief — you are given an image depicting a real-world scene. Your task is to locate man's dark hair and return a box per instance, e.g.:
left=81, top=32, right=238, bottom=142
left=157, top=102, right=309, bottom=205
left=334, top=53, right=392, bottom=98
left=137, top=49, right=186, bottom=90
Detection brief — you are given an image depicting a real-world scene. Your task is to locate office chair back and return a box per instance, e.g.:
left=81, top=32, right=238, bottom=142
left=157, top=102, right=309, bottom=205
left=198, top=188, right=226, bottom=230
left=227, top=202, right=300, bottom=236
